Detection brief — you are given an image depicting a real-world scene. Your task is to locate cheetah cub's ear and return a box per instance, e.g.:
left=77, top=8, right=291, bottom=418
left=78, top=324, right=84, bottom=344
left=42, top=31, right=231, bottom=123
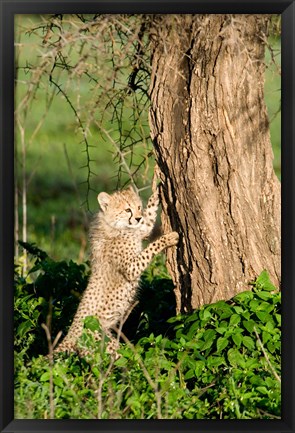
left=97, top=192, right=111, bottom=212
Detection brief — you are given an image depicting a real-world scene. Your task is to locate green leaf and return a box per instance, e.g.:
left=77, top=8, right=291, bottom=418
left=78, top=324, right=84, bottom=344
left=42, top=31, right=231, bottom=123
left=256, top=386, right=268, bottom=395
left=40, top=371, right=50, bottom=382
left=243, top=320, right=256, bottom=333
left=27, top=264, right=42, bottom=274
left=256, top=301, right=274, bottom=313
left=183, top=312, right=199, bottom=323
left=242, top=336, right=255, bottom=351
left=84, top=316, right=101, bottom=332
left=229, top=314, right=241, bottom=327
left=255, top=270, right=277, bottom=292
left=187, top=321, right=201, bottom=339
left=199, top=329, right=216, bottom=352
left=185, top=340, right=198, bottom=350
left=275, top=314, right=281, bottom=326
left=227, top=348, right=245, bottom=368
left=216, top=337, right=229, bottom=353
left=265, top=377, right=277, bottom=388
left=194, top=351, right=206, bottom=362
left=155, top=334, right=162, bottom=344
left=265, top=321, right=275, bottom=332
left=250, top=375, right=265, bottom=386
left=233, top=291, right=254, bottom=304
left=194, top=361, right=205, bottom=377
left=203, top=329, right=216, bottom=342
left=219, top=309, right=233, bottom=320
left=200, top=308, right=212, bottom=321
left=249, top=300, right=260, bottom=312
left=167, top=315, right=183, bottom=323
left=216, top=327, right=227, bottom=335
left=200, top=338, right=214, bottom=352
left=232, top=333, right=242, bottom=348
left=184, top=369, right=195, bottom=380
left=92, top=366, right=100, bottom=377
left=266, top=341, right=280, bottom=353
left=242, top=310, right=251, bottom=320
left=255, top=291, right=273, bottom=301
left=17, top=320, right=33, bottom=338
left=207, top=356, right=224, bottom=368
left=54, top=364, right=68, bottom=376
left=256, top=311, right=272, bottom=323
left=245, top=358, right=259, bottom=369
left=214, top=300, right=229, bottom=309
left=53, top=376, right=64, bottom=388
left=180, top=336, right=186, bottom=347
left=262, top=331, right=271, bottom=344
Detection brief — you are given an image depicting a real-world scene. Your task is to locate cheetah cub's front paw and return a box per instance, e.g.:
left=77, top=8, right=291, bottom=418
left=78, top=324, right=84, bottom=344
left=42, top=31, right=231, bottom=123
left=164, top=231, right=179, bottom=247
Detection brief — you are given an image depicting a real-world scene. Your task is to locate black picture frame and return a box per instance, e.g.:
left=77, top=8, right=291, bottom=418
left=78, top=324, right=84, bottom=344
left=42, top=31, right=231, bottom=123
left=0, top=1, right=294, bottom=432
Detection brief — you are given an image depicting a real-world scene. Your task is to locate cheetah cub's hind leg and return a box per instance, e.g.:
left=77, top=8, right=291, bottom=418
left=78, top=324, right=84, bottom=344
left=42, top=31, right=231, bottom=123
left=53, top=338, right=77, bottom=356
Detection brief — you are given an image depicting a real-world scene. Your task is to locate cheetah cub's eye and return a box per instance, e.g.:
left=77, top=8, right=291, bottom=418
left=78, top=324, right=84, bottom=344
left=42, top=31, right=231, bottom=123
left=125, top=208, right=132, bottom=213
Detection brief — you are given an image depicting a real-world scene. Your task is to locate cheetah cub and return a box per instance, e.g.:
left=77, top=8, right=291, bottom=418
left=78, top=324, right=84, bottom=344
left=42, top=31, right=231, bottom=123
left=54, top=185, right=179, bottom=358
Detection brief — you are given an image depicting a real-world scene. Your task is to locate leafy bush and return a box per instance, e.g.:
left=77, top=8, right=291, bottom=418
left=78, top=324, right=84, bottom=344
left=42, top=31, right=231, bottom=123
left=163, top=270, right=281, bottom=418
left=15, top=241, right=89, bottom=357
left=14, top=244, right=281, bottom=419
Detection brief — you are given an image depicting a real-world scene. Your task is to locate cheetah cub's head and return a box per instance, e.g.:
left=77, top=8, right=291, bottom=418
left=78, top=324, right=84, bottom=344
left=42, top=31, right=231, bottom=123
left=97, top=187, right=143, bottom=230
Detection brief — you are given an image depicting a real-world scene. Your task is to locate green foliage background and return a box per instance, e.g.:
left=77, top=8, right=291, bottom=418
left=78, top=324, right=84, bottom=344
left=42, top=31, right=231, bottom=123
left=15, top=244, right=281, bottom=419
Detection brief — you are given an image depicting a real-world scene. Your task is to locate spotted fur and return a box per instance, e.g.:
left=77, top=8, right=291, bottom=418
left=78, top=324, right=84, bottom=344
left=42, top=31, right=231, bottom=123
left=54, top=186, right=178, bottom=358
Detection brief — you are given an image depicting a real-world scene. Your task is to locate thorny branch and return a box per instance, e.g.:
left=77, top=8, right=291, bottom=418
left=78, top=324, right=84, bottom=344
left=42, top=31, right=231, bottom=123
left=15, top=14, right=154, bottom=211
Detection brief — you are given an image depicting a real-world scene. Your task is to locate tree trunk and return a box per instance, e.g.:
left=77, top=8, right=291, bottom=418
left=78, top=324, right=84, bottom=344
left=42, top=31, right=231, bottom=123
left=148, top=15, right=281, bottom=313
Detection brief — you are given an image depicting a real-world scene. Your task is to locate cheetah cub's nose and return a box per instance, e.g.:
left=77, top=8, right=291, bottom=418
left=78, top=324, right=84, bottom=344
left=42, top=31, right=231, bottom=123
left=135, top=217, right=142, bottom=222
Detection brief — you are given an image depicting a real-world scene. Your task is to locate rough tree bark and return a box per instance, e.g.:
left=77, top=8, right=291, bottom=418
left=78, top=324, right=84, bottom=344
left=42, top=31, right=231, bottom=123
left=148, top=15, right=281, bottom=313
